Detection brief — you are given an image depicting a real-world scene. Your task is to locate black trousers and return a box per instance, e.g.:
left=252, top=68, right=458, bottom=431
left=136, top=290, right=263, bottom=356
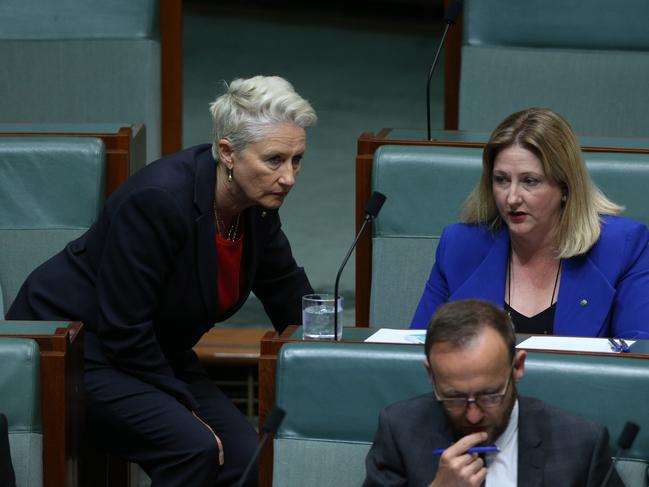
left=84, top=350, right=258, bottom=487
left=0, top=414, right=16, bottom=487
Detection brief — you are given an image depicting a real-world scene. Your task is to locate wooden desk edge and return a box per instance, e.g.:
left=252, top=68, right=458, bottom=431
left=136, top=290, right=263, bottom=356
left=0, top=321, right=84, bottom=487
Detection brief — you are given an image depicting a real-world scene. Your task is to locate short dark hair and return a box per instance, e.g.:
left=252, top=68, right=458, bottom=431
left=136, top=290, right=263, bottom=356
left=424, top=300, right=515, bottom=362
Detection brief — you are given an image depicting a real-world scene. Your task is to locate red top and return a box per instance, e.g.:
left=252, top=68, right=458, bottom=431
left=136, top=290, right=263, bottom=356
left=215, top=220, right=245, bottom=315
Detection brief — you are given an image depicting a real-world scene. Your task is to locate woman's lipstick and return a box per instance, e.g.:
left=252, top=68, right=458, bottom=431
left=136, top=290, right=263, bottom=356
left=509, top=211, right=527, bottom=223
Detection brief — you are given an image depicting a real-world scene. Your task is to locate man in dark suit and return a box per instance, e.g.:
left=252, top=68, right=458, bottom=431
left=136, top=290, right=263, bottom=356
left=364, top=299, right=623, bottom=487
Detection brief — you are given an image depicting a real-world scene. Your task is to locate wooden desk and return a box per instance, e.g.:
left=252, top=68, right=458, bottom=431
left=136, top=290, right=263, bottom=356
left=259, top=327, right=649, bottom=486
left=194, top=327, right=271, bottom=366
left=0, top=322, right=83, bottom=487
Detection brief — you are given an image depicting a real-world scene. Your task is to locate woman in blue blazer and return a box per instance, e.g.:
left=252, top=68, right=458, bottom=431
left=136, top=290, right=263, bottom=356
left=411, top=108, right=649, bottom=339
left=8, top=76, right=317, bottom=486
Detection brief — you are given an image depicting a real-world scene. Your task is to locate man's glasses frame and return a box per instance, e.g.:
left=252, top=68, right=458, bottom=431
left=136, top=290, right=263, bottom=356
left=432, top=370, right=513, bottom=413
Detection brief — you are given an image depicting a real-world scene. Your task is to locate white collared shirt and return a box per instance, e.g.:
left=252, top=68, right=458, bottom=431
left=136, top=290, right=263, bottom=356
left=485, top=399, right=518, bottom=487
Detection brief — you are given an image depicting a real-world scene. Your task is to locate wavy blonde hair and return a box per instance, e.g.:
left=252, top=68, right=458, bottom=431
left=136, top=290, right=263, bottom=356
left=461, top=108, right=622, bottom=258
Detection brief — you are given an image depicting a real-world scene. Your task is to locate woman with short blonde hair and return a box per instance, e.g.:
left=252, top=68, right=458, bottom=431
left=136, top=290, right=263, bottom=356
left=9, top=75, right=318, bottom=486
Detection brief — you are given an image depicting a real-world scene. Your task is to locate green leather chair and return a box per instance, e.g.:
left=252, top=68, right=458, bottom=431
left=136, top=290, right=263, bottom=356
left=369, top=144, right=649, bottom=327
left=0, top=0, right=161, bottom=161
left=273, top=341, right=649, bottom=486
left=0, top=338, right=42, bottom=487
left=458, top=0, right=649, bottom=137
left=0, top=137, right=105, bottom=314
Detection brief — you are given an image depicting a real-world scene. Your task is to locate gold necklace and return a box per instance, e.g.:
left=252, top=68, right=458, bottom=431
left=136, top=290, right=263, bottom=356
left=213, top=180, right=240, bottom=241
left=216, top=212, right=240, bottom=241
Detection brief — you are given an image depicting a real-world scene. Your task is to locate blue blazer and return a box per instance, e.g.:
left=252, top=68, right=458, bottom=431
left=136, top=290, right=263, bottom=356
left=410, top=216, right=649, bottom=338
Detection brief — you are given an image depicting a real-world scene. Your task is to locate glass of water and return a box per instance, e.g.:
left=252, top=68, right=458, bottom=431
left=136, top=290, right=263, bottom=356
left=302, top=294, right=343, bottom=340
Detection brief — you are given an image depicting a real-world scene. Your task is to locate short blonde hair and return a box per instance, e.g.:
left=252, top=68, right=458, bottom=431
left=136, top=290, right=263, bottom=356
left=461, top=108, right=622, bottom=258
left=209, top=75, right=317, bottom=159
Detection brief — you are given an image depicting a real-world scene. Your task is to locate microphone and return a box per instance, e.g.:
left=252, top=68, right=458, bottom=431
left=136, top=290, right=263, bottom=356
left=333, top=191, right=386, bottom=340
left=426, top=0, right=462, bottom=141
left=237, top=406, right=286, bottom=487
left=599, top=421, right=640, bottom=487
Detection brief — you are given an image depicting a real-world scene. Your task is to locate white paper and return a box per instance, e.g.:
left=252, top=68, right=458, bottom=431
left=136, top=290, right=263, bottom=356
left=365, top=328, right=427, bottom=344
left=516, top=336, right=636, bottom=353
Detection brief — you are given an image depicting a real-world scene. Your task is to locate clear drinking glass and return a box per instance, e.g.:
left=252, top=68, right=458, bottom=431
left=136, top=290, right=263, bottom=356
left=302, top=294, right=343, bottom=340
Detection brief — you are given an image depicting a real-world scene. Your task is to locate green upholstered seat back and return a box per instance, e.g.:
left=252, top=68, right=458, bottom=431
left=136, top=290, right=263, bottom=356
left=0, top=338, right=42, bottom=487
left=0, top=321, right=74, bottom=335
left=370, top=144, right=649, bottom=327
left=519, top=352, right=649, bottom=485
left=370, top=145, right=482, bottom=327
left=458, top=0, right=649, bottom=137
left=0, top=137, right=105, bottom=313
left=0, top=1, right=160, bottom=161
left=274, top=342, right=429, bottom=486
left=274, top=341, right=649, bottom=487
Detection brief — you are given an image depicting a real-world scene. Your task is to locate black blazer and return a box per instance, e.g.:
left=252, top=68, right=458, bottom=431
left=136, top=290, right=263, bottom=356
left=363, top=394, right=623, bottom=487
left=8, top=144, right=312, bottom=409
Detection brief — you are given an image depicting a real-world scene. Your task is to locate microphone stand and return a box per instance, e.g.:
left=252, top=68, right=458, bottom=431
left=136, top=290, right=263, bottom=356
left=426, top=0, right=462, bottom=141
left=333, top=216, right=371, bottom=341
left=333, top=191, right=386, bottom=341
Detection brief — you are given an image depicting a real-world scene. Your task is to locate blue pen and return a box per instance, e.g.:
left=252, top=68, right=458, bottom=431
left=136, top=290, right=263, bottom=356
left=608, top=338, right=631, bottom=353
left=433, top=446, right=500, bottom=455
left=618, top=338, right=631, bottom=352
left=608, top=338, right=622, bottom=353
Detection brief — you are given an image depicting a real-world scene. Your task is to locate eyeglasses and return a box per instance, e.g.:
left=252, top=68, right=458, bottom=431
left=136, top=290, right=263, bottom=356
left=432, top=373, right=512, bottom=413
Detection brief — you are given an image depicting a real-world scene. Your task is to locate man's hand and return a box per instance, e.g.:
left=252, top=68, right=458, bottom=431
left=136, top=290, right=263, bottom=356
left=428, top=432, right=488, bottom=487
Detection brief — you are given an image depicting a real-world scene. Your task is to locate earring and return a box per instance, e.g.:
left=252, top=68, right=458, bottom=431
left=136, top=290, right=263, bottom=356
left=561, top=194, right=567, bottom=202
left=227, top=167, right=233, bottom=183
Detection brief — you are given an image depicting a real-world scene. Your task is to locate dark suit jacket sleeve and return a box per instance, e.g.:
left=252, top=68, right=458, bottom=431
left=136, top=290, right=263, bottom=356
left=363, top=408, right=410, bottom=487
left=95, top=186, right=198, bottom=410
left=520, top=398, right=625, bottom=487
left=586, top=427, right=625, bottom=487
left=252, top=211, right=312, bottom=332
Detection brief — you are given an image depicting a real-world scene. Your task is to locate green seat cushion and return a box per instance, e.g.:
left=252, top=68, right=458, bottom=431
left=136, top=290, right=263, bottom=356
left=463, top=0, right=649, bottom=50
left=0, top=321, right=73, bottom=335
left=0, top=137, right=105, bottom=311
left=0, top=38, right=161, bottom=160
left=0, top=0, right=158, bottom=40
left=459, top=0, right=649, bottom=136
left=459, top=45, right=649, bottom=137
left=0, top=338, right=42, bottom=487
left=0, top=137, right=105, bottom=227
left=273, top=438, right=370, bottom=487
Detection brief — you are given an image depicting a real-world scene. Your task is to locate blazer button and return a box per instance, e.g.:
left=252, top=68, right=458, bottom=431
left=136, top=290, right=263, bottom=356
left=261, top=211, right=267, bottom=218
left=579, top=299, right=588, bottom=307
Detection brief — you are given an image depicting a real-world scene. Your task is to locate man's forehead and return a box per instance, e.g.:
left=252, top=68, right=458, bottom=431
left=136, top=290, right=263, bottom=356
left=428, top=329, right=511, bottom=378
